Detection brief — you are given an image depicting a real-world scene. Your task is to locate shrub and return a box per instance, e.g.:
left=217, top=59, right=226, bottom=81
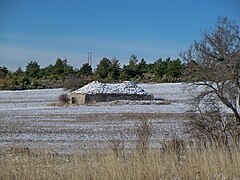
left=58, top=93, right=70, bottom=104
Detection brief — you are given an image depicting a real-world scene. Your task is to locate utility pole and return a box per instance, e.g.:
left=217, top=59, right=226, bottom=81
left=87, top=52, right=92, bottom=66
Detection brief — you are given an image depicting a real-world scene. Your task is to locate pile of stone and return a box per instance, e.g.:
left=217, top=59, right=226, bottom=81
left=73, top=81, right=150, bottom=95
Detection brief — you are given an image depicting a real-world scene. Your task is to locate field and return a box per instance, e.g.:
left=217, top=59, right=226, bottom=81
left=1, top=83, right=240, bottom=179
left=0, top=83, right=189, bottom=152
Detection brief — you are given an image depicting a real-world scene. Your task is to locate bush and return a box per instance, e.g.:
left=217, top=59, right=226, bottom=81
left=58, top=93, right=70, bottom=104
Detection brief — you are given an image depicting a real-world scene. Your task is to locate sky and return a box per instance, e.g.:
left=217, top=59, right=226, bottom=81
left=0, top=0, right=240, bottom=70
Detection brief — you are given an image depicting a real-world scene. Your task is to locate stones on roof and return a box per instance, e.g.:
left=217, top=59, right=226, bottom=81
left=73, top=81, right=150, bottom=95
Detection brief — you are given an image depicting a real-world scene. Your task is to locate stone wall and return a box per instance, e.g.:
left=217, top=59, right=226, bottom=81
left=85, top=93, right=154, bottom=103
left=69, top=93, right=86, bottom=105
left=69, top=93, right=154, bottom=105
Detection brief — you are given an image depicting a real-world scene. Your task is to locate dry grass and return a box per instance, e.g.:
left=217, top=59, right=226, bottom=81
left=1, top=143, right=240, bottom=180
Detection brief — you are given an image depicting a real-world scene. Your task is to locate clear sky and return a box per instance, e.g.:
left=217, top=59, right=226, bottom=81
left=0, top=0, right=240, bottom=70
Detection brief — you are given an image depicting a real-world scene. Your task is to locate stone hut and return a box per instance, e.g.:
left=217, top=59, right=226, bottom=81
left=69, top=81, right=154, bottom=105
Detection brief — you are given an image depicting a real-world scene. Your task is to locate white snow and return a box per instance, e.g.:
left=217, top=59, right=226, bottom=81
left=0, top=83, right=192, bottom=152
left=73, top=81, right=150, bottom=95
left=0, top=83, right=190, bottom=114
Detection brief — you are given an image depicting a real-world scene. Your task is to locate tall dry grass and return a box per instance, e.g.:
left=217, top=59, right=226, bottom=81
left=1, top=143, right=240, bottom=180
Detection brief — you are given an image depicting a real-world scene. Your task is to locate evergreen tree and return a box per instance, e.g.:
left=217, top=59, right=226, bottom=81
left=15, top=67, right=24, bottom=76
left=0, top=66, right=9, bottom=78
left=120, top=55, right=139, bottom=80
left=94, top=58, right=111, bottom=80
left=109, top=58, right=121, bottom=81
left=138, top=58, right=148, bottom=78
left=166, top=59, right=182, bottom=78
left=79, top=63, right=92, bottom=76
left=42, top=64, right=54, bottom=78
left=53, top=58, right=65, bottom=74
left=129, top=54, right=138, bottom=67
left=25, top=61, right=41, bottom=78
left=153, top=58, right=167, bottom=78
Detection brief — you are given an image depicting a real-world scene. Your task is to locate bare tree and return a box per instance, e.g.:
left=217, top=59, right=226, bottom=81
left=181, top=16, right=240, bottom=145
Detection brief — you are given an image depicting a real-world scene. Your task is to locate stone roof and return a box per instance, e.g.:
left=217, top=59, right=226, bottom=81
left=72, top=81, right=150, bottom=95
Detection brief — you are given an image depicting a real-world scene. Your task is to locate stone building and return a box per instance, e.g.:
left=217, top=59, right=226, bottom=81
left=69, top=81, right=154, bottom=105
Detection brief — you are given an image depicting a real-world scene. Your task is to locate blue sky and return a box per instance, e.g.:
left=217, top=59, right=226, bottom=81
left=0, top=0, right=240, bottom=70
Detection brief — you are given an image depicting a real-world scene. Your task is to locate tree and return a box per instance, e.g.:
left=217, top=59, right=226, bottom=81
left=109, top=57, right=121, bottom=81
left=25, top=61, right=41, bottom=78
left=42, top=64, right=54, bottom=78
left=15, top=67, right=24, bottom=76
left=94, top=58, right=111, bottom=80
left=53, top=58, right=65, bottom=74
left=120, top=55, right=138, bottom=80
left=0, top=66, right=9, bottom=78
left=166, top=59, right=182, bottom=78
left=138, top=58, right=148, bottom=78
left=63, top=59, right=76, bottom=76
left=129, top=54, right=138, bottom=68
left=51, top=58, right=76, bottom=78
left=153, top=58, right=167, bottom=78
left=79, top=63, right=92, bottom=76
left=181, top=16, right=240, bottom=145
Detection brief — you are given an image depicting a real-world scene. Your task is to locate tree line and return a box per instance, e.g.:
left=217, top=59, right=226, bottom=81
left=0, top=55, right=185, bottom=90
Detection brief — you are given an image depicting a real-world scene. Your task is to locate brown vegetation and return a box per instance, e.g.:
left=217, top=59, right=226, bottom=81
left=1, top=142, right=240, bottom=180
left=58, top=93, right=70, bottom=104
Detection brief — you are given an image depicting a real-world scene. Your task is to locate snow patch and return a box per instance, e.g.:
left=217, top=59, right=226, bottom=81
left=73, top=81, right=150, bottom=95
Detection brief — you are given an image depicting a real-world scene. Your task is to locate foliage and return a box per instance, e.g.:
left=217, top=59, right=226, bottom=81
left=0, top=66, right=9, bottom=78
left=78, top=63, right=92, bottom=76
left=108, top=58, right=121, bottom=81
left=166, top=58, right=182, bottom=78
left=58, top=93, right=70, bottom=104
left=94, top=57, right=111, bottom=80
left=0, top=55, right=185, bottom=90
left=121, top=55, right=139, bottom=81
left=25, top=61, right=41, bottom=78
left=153, top=58, right=167, bottom=78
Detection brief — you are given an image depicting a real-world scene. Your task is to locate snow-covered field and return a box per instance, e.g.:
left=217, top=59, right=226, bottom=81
left=0, top=83, right=191, bottom=152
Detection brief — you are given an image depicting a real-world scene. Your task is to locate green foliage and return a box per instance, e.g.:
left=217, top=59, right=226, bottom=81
left=153, top=58, right=182, bottom=82
left=166, top=58, right=182, bottom=78
left=0, top=55, right=186, bottom=90
left=129, top=54, right=138, bottom=67
left=79, top=63, right=92, bottom=76
left=108, top=58, right=121, bottom=81
left=120, top=55, right=139, bottom=81
left=94, top=58, right=111, bottom=80
left=52, top=58, right=76, bottom=77
left=53, top=58, right=65, bottom=74
left=25, top=61, right=41, bottom=78
left=15, top=67, right=24, bottom=76
left=138, top=58, right=148, bottom=75
left=0, top=66, right=9, bottom=78
left=153, top=58, right=167, bottom=78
